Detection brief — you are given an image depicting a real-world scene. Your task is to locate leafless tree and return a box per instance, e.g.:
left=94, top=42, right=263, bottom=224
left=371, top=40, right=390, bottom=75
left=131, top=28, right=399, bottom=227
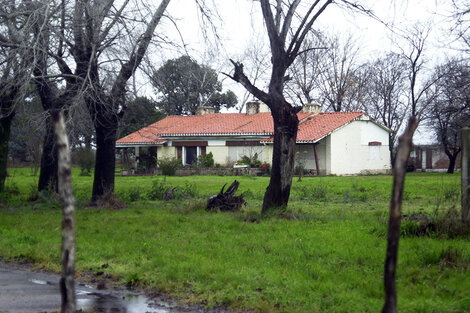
left=382, top=24, right=439, bottom=313
left=227, top=0, right=370, bottom=212
left=363, top=53, right=409, bottom=166
left=236, top=35, right=271, bottom=112
left=428, top=58, right=470, bottom=173
left=450, top=0, right=470, bottom=53
left=285, top=30, right=327, bottom=107
left=317, top=33, right=365, bottom=112
left=31, top=0, right=171, bottom=201
left=0, top=0, right=35, bottom=191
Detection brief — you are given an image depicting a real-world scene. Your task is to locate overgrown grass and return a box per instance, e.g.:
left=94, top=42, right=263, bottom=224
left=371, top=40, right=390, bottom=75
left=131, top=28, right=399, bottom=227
left=0, top=169, right=469, bottom=312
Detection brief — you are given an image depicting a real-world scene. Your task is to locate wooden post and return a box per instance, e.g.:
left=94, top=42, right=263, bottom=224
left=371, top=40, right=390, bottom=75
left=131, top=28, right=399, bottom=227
left=461, top=127, right=470, bottom=225
left=313, top=143, right=320, bottom=176
left=53, top=111, right=76, bottom=313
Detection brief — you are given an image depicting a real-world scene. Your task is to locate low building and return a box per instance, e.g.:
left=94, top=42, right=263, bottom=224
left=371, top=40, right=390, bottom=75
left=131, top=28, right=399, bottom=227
left=116, top=102, right=392, bottom=175
left=409, top=144, right=461, bottom=172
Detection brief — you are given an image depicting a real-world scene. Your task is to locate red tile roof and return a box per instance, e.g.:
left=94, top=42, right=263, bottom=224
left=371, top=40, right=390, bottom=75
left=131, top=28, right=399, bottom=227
left=117, top=111, right=367, bottom=145
left=296, top=111, right=364, bottom=143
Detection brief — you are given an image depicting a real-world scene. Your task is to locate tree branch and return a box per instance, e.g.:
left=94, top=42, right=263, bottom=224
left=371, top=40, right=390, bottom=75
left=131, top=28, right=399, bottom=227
left=223, top=59, right=270, bottom=104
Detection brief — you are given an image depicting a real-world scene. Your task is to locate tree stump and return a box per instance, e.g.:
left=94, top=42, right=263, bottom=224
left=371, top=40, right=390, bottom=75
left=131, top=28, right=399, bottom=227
left=206, top=180, right=246, bottom=212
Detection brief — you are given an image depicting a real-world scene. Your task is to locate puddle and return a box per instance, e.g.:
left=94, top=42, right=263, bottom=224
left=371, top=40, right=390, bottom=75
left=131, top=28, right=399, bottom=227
left=76, top=289, right=173, bottom=313
left=1, top=262, right=178, bottom=313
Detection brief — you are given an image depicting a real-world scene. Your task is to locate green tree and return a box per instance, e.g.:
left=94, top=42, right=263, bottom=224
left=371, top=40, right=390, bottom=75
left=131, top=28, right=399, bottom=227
left=152, top=55, right=237, bottom=115
left=119, top=97, right=165, bottom=137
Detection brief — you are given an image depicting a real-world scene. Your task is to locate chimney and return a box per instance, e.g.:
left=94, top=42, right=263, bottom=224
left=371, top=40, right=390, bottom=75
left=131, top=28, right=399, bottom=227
left=196, top=106, right=216, bottom=115
left=246, top=100, right=270, bottom=115
left=301, top=103, right=321, bottom=114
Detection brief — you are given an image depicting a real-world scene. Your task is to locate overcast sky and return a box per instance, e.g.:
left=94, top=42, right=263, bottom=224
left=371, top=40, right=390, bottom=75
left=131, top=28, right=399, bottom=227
left=146, top=0, right=462, bottom=143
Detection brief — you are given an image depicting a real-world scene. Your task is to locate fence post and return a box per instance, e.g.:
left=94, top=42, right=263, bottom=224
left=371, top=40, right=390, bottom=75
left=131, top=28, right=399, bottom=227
left=461, top=127, right=470, bottom=225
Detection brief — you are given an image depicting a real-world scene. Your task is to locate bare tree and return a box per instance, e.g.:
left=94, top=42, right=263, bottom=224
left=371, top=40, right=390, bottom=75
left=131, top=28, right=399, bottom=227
left=31, top=0, right=171, bottom=201
left=236, top=35, right=271, bottom=112
left=73, top=0, right=171, bottom=203
left=429, top=59, right=470, bottom=173
left=450, top=0, right=470, bottom=53
left=382, top=24, right=438, bottom=313
left=285, top=30, right=327, bottom=106
left=317, top=33, right=364, bottom=112
left=363, top=53, right=409, bottom=166
left=226, top=0, right=372, bottom=212
left=0, top=1, right=34, bottom=191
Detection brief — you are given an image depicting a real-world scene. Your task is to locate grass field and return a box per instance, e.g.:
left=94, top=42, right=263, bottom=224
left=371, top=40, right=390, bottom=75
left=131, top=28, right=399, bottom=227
left=0, top=169, right=469, bottom=313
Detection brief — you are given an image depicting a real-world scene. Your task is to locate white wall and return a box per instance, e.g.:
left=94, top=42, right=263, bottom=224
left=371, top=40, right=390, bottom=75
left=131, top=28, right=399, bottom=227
left=157, top=146, right=177, bottom=159
left=207, top=146, right=229, bottom=166
left=329, top=121, right=391, bottom=175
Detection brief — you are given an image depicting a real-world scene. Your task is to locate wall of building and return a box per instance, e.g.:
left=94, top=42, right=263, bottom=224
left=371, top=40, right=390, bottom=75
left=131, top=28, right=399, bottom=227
left=329, top=121, right=391, bottom=175
left=207, top=146, right=229, bottom=165
left=262, top=145, right=273, bottom=164
left=157, top=146, right=177, bottom=159
left=294, top=140, right=327, bottom=174
left=228, top=146, right=263, bottom=164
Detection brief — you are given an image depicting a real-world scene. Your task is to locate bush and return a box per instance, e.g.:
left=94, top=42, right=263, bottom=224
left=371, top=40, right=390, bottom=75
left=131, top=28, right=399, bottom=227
left=198, top=152, right=215, bottom=168
left=157, top=156, right=181, bottom=176
left=147, top=179, right=197, bottom=201
left=127, top=187, right=141, bottom=202
left=295, top=184, right=328, bottom=200
left=73, top=147, right=95, bottom=176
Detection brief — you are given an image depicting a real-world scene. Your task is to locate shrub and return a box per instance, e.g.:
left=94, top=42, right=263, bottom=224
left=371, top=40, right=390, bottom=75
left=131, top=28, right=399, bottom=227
left=72, top=147, right=95, bottom=176
left=157, top=156, right=181, bottom=176
left=147, top=179, right=197, bottom=201
left=295, top=184, right=328, bottom=200
left=127, top=187, right=141, bottom=202
left=198, top=152, right=215, bottom=168
left=73, top=147, right=95, bottom=176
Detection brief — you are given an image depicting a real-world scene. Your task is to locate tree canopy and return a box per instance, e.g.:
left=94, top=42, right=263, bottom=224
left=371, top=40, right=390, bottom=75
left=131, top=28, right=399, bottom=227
left=152, top=56, right=237, bottom=115
left=119, top=97, right=165, bottom=137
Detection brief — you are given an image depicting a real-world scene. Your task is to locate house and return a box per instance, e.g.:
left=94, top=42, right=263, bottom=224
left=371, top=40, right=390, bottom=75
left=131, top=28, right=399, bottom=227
left=116, top=102, right=392, bottom=175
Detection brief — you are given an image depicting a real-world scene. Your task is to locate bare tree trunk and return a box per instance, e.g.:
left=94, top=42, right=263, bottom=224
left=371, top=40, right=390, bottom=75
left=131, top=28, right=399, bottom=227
left=0, top=110, right=14, bottom=192
left=91, top=114, right=118, bottom=203
left=447, top=154, right=458, bottom=174
left=382, top=116, right=418, bottom=313
left=53, top=110, right=76, bottom=313
left=38, top=115, right=58, bottom=192
left=262, top=104, right=298, bottom=213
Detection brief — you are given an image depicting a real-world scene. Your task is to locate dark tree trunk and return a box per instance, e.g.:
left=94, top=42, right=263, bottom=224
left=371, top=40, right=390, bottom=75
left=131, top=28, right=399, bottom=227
left=0, top=110, right=14, bottom=192
left=447, top=155, right=457, bottom=174
left=90, top=112, right=118, bottom=203
left=382, top=116, right=418, bottom=313
left=389, top=134, right=396, bottom=169
left=444, top=149, right=460, bottom=174
left=262, top=103, right=299, bottom=213
left=38, top=115, right=58, bottom=192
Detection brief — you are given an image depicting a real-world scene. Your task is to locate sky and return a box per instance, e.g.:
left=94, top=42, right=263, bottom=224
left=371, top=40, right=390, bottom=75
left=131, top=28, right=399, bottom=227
left=145, top=0, right=463, bottom=143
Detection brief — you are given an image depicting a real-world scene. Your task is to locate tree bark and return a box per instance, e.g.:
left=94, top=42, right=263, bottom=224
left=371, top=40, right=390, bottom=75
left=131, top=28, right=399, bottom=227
left=90, top=111, right=119, bottom=203
left=53, top=111, right=76, bottom=313
left=262, top=103, right=299, bottom=213
left=38, top=115, right=58, bottom=192
left=0, top=108, right=14, bottom=193
left=382, top=116, right=418, bottom=313
left=447, top=153, right=458, bottom=174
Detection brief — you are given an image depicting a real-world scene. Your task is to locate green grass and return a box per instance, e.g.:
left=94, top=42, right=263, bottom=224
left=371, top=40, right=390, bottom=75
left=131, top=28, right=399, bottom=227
left=0, top=169, right=469, bottom=312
